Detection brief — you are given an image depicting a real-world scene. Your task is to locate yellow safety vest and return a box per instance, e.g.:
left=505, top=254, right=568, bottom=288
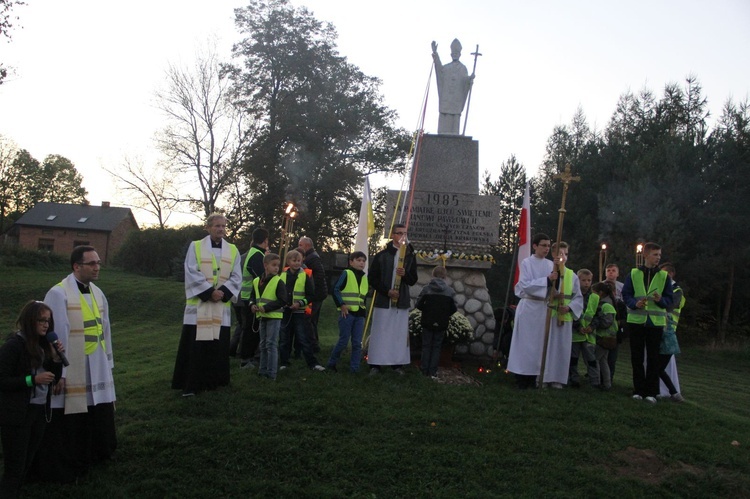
left=627, top=268, right=668, bottom=326
left=596, top=302, right=619, bottom=338
left=56, top=282, right=105, bottom=355
left=241, top=247, right=264, bottom=301
left=338, top=269, right=368, bottom=312
left=280, top=270, right=309, bottom=307
left=185, top=241, right=239, bottom=309
left=670, top=284, right=686, bottom=326
left=550, top=267, right=574, bottom=322
left=574, top=292, right=598, bottom=343
left=252, top=276, right=283, bottom=319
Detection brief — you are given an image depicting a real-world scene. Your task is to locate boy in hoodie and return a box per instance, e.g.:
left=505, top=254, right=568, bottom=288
left=327, top=252, right=368, bottom=373
left=415, top=266, right=457, bottom=378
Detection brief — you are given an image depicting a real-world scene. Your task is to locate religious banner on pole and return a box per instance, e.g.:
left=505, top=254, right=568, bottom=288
left=354, top=177, right=375, bottom=271
left=514, top=182, right=531, bottom=286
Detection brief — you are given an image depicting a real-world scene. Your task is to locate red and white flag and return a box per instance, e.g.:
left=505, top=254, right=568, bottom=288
left=514, top=182, right=531, bottom=286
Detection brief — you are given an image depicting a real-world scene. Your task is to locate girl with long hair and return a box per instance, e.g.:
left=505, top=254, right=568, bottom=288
left=0, top=300, right=63, bottom=498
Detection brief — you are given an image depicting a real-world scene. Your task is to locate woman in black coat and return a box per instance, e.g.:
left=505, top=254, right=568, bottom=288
left=0, top=300, right=63, bottom=498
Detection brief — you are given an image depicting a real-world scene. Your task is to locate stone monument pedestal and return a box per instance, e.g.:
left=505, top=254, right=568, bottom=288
left=387, top=133, right=500, bottom=359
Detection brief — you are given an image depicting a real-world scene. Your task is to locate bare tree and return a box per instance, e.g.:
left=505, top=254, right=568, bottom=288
left=154, top=43, right=253, bottom=219
left=105, top=156, right=179, bottom=229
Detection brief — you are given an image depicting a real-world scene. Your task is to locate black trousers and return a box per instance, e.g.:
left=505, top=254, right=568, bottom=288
left=305, top=301, right=324, bottom=352
left=238, top=307, right=260, bottom=361
left=31, top=402, right=117, bottom=483
left=628, top=323, right=663, bottom=397
left=0, top=404, right=46, bottom=498
left=658, top=354, right=677, bottom=395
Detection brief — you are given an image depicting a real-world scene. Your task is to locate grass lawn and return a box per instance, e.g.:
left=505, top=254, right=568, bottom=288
left=2, top=266, right=749, bottom=498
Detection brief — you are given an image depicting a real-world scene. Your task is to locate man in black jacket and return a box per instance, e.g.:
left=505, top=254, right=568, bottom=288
left=367, top=224, right=418, bottom=375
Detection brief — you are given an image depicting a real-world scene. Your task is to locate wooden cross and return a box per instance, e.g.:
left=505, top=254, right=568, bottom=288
left=539, top=163, right=580, bottom=387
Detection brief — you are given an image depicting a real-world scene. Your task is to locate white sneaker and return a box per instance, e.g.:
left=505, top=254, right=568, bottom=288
left=644, top=396, right=657, bottom=404
left=632, top=394, right=643, bottom=400
left=549, top=382, right=564, bottom=389
left=671, top=393, right=685, bottom=402
left=312, top=365, right=326, bottom=372
left=279, top=365, right=288, bottom=371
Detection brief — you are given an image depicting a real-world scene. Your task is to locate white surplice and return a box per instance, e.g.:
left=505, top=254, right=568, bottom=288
left=507, top=256, right=583, bottom=384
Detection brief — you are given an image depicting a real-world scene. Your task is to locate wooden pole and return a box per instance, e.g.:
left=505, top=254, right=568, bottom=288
left=539, top=164, right=580, bottom=387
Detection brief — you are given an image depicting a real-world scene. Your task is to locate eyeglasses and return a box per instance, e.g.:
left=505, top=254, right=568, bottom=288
left=37, top=318, right=52, bottom=324
left=78, top=261, right=102, bottom=267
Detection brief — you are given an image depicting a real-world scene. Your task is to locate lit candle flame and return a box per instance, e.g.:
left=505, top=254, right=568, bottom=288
left=601, top=243, right=607, bottom=250
left=636, top=244, right=643, bottom=253
left=285, top=202, right=294, bottom=214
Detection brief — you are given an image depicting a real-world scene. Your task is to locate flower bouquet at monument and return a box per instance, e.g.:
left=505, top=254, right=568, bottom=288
left=409, top=309, right=474, bottom=348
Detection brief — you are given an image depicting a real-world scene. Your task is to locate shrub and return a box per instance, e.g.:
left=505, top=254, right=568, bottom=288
left=113, top=225, right=206, bottom=278
left=0, top=244, right=67, bottom=269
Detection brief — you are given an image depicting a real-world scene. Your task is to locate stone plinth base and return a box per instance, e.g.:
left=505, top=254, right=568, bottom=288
left=410, top=265, right=496, bottom=359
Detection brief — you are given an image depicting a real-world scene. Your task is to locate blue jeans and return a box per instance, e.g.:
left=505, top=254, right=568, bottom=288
left=421, top=328, right=446, bottom=376
left=328, top=314, right=364, bottom=373
left=280, top=312, right=319, bottom=368
left=258, top=319, right=281, bottom=379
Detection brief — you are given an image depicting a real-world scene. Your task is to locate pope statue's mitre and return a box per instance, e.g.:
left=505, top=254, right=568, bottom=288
left=450, top=38, right=462, bottom=52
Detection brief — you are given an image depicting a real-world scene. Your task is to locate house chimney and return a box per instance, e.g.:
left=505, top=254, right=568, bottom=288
left=102, top=201, right=110, bottom=208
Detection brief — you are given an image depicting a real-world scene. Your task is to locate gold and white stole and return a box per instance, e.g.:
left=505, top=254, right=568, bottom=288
left=196, top=238, right=232, bottom=341
left=62, top=275, right=104, bottom=414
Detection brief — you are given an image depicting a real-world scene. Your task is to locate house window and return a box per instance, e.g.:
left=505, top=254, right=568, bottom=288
left=78, top=217, right=88, bottom=223
left=73, top=240, right=90, bottom=248
left=77, top=232, right=88, bottom=237
left=46, top=215, right=57, bottom=221
left=38, top=238, right=54, bottom=251
left=42, top=229, right=53, bottom=235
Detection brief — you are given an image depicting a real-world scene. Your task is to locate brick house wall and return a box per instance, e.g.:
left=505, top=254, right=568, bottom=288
left=17, top=218, right=137, bottom=263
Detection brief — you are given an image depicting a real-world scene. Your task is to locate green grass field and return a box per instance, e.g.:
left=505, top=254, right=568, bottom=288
left=2, top=267, right=749, bottom=498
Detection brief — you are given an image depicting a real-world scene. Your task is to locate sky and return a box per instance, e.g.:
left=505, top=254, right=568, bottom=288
left=1, top=0, right=748, bottom=227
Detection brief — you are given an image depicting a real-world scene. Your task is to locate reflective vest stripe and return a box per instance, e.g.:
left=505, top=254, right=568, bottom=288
left=83, top=318, right=102, bottom=328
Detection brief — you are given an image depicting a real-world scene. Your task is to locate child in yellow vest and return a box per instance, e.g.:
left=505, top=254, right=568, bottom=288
left=569, top=269, right=598, bottom=388
left=590, top=282, right=618, bottom=390
left=279, top=250, right=325, bottom=372
left=249, top=254, right=287, bottom=380
left=327, top=252, right=368, bottom=373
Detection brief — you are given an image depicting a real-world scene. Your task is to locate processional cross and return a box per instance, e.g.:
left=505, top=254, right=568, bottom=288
left=539, top=163, right=580, bottom=387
